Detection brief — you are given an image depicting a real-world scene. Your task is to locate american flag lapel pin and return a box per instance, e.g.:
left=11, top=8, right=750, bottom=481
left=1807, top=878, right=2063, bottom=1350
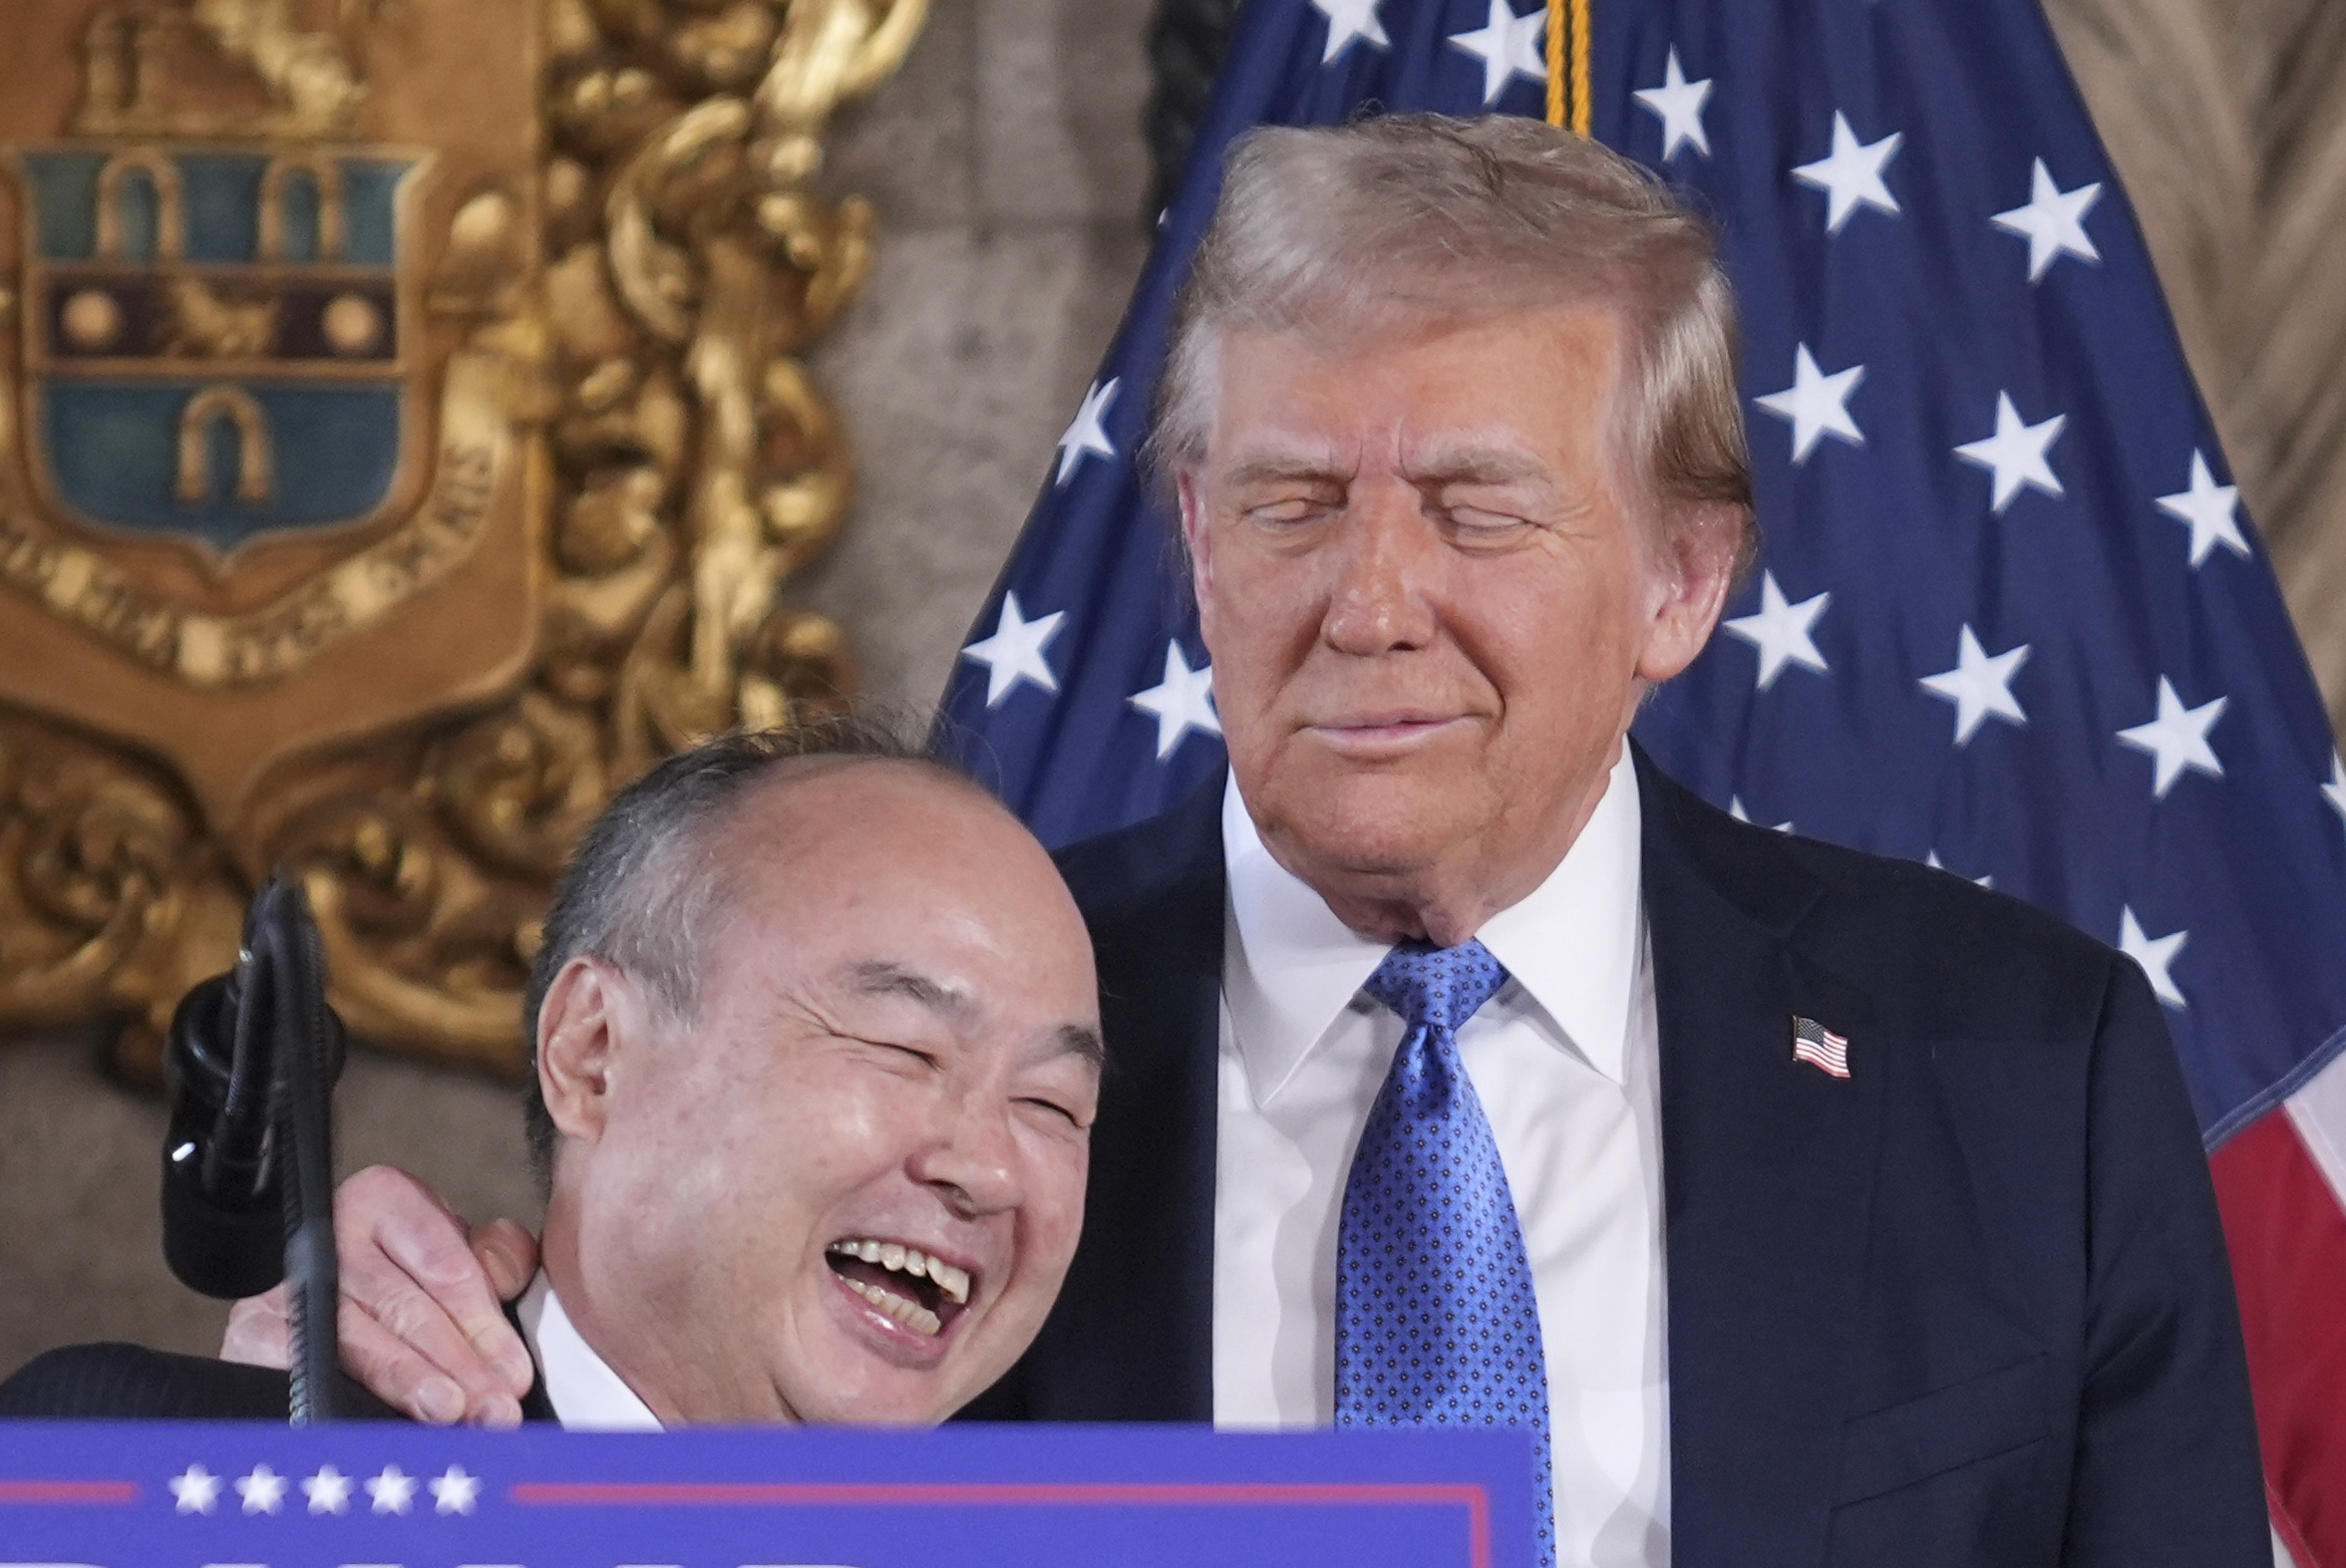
left=1791, top=1016, right=1851, bottom=1079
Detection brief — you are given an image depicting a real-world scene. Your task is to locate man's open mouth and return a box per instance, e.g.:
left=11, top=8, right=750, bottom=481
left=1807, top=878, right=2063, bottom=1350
left=825, top=1239, right=974, bottom=1339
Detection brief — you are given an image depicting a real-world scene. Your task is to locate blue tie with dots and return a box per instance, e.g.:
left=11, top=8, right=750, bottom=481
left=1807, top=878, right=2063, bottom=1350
left=1337, top=939, right=1554, bottom=1568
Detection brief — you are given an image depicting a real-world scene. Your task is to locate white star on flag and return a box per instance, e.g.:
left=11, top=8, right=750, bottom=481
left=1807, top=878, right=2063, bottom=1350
left=1309, top=0, right=1389, bottom=64
left=1991, top=158, right=2103, bottom=281
left=302, top=1463, right=353, bottom=1515
left=1129, top=641, right=1220, bottom=759
left=1793, top=111, right=1902, bottom=232
left=169, top=1463, right=221, bottom=1515
left=1924, top=851, right=1994, bottom=889
left=1054, top=378, right=1119, bottom=485
left=960, top=590, right=1065, bottom=708
left=2324, top=754, right=2346, bottom=838
left=1723, top=570, right=1830, bottom=690
left=430, top=1464, right=482, bottom=1515
left=1955, top=392, right=2066, bottom=512
left=2157, top=450, right=2247, bottom=566
left=1919, top=625, right=2030, bottom=744
left=2119, top=906, right=2189, bottom=1009
left=1755, top=344, right=1864, bottom=463
left=235, top=1462, right=287, bottom=1515
left=1447, top=0, right=1546, bottom=105
left=2117, top=677, right=2227, bottom=797
left=1729, top=797, right=1795, bottom=833
left=1633, top=48, right=1713, bottom=159
left=367, top=1463, right=418, bottom=1515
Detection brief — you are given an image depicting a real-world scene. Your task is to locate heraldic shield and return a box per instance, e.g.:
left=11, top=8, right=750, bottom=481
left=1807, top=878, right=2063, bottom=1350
left=21, top=143, right=422, bottom=555
left=0, top=0, right=550, bottom=1075
left=0, top=0, right=905, bottom=1078
left=0, top=0, right=900, bottom=1076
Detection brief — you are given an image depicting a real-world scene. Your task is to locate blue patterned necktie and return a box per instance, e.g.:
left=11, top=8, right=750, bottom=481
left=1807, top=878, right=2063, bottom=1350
left=1337, top=939, right=1554, bottom=1568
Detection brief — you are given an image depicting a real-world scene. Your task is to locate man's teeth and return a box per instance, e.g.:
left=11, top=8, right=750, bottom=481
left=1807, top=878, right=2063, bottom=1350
left=827, top=1239, right=971, bottom=1306
left=840, top=1275, right=943, bottom=1337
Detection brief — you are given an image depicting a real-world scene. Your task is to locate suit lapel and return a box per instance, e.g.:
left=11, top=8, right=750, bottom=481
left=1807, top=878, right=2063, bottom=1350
left=1638, top=753, right=1885, bottom=1567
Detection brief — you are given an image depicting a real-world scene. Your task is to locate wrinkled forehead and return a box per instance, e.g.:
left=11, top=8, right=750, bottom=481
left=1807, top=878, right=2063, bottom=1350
left=1196, top=298, right=1635, bottom=475
left=694, top=769, right=1096, bottom=1020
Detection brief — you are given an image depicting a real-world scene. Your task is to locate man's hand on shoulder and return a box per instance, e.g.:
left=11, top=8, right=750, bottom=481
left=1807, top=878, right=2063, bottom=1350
left=218, top=1164, right=539, bottom=1425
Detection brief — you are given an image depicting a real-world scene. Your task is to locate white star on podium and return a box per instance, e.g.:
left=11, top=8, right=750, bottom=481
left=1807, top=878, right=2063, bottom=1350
left=235, top=1462, right=287, bottom=1515
left=430, top=1463, right=482, bottom=1515
left=168, top=1463, right=220, bottom=1515
left=368, top=1463, right=417, bottom=1515
left=302, top=1463, right=353, bottom=1515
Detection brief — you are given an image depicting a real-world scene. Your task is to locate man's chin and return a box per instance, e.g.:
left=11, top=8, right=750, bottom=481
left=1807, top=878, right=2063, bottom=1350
left=780, top=1363, right=968, bottom=1428
left=1255, top=773, right=1475, bottom=881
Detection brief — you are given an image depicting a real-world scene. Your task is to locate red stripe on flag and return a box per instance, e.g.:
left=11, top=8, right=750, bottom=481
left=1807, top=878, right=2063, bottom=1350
left=2211, top=1106, right=2346, bottom=1568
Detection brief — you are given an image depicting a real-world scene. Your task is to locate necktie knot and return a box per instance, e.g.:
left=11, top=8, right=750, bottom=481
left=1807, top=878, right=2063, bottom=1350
left=1362, top=938, right=1511, bottom=1036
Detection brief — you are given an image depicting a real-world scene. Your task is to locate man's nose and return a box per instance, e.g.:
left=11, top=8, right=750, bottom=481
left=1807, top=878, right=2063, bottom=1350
left=906, top=1093, right=1021, bottom=1216
left=1322, top=480, right=1440, bottom=655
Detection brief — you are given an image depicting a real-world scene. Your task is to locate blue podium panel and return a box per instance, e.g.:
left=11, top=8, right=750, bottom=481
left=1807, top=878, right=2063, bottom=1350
left=0, top=1421, right=1535, bottom=1568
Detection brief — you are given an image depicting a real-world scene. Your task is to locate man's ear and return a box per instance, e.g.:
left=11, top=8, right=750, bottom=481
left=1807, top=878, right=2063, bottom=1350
left=1176, top=468, right=1217, bottom=646
left=1635, top=503, right=1741, bottom=684
left=536, top=956, right=641, bottom=1147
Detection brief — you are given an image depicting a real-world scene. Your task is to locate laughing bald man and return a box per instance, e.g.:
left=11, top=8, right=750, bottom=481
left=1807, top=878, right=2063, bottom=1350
left=3, top=724, right=1102, bottom=1427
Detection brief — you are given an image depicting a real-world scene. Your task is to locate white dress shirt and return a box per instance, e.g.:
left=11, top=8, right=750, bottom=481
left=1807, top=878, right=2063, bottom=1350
left=516, top=1272, right=663, bottom=1430
left=1212, top=748, right=1672, bottom=1567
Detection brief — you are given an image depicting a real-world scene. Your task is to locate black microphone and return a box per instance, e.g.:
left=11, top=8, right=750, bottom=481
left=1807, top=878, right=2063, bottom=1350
left=158, top=873, right=348, bottom=1421
left=161, top=962, right=288, bottom=1301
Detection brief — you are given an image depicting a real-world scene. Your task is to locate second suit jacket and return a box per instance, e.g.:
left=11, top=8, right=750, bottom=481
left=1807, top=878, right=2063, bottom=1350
left=966, top=747, right=2268, bottom=1567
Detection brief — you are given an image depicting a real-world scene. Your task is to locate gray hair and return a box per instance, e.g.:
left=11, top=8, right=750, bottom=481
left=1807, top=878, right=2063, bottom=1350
left=1148, top=113, right=1756, bottom=580
left=520, top=715, right=966, bottom=1187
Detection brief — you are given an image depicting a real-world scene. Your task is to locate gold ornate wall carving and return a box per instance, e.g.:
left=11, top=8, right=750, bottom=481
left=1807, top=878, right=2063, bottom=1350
left=0, top=0, right=923, bottom=1079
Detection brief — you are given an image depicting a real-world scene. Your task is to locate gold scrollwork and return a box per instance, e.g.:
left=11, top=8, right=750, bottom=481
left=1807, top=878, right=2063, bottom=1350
left=1, top=0, right=921, bottom=1080
left=272, top=0, right=913, bottom=1074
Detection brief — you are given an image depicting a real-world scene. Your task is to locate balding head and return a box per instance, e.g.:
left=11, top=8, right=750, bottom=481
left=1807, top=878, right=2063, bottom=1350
left=522, top=724, right=1102, bottom=1426
left=520, top=721, right=1005, bottom=1183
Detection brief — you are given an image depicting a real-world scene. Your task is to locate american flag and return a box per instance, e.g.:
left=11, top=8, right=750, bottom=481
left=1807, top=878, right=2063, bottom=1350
left=1791, top=1017, right=1850, bottom=1081
left=935, top=0, right=2346, bottom=1556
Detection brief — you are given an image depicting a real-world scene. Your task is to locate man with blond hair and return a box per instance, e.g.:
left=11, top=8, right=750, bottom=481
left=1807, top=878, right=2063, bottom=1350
left=233, top=117, right=2265, bottom=1565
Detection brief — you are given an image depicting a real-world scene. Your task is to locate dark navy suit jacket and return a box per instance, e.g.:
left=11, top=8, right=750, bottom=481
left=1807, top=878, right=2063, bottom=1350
left=0, top=1327, right=553, bottom=1422
left=968, top=747, right=2268, bottom=1567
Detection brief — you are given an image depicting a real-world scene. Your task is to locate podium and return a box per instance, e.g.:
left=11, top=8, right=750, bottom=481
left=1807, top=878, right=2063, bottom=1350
left=0, top=1420, right=1536, bottom=1566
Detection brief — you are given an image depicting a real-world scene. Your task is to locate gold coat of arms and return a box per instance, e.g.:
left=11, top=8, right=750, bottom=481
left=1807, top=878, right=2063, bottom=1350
left=0, top=0, right=920, bottom=1075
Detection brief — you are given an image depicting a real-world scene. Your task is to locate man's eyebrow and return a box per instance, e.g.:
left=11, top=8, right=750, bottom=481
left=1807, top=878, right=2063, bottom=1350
left=1220, top=450, right=1346, bottom=487
left=1056, top=1024, right=1107, bottom=1070
left=1407, top=443, right=1545, bottom=486
left=845, top=960, right=976, bottom=1021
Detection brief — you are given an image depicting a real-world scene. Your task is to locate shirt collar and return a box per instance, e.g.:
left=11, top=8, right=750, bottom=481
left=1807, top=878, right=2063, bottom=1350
left=1222, top=747, right=1645, bottom=1103
left=517, top=1272, right=664, bottom=1430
